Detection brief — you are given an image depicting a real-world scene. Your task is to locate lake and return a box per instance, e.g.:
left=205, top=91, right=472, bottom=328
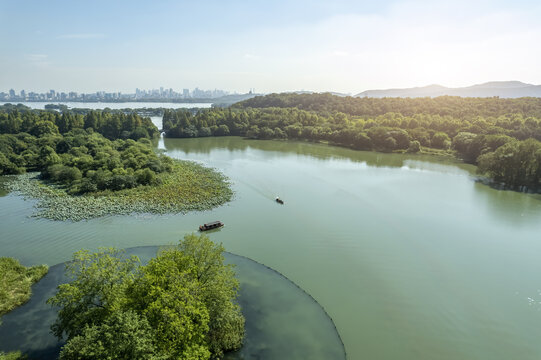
left=0, top=246, right=345, bottom=360
left=1, top=136, right=541, bottom=359
left=0, top=101, right=213, bottom=110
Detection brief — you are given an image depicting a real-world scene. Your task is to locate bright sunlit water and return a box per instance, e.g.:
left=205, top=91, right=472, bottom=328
left=2, top=137, right=541, bottom=359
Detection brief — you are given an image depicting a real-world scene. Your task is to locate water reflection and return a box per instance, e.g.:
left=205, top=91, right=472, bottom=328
left=0, top=179, right=8, bottom=197
left=472, top=182, right=541, bottom=225
left=2, top=136, right=541, bottom=360
left=163, top=136, right=474, bottom=172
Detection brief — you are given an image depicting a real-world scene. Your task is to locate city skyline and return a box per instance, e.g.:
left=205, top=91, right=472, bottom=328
left=0, top=86, right=246, bottom=102
left=1, top=0, right=541, bottom=93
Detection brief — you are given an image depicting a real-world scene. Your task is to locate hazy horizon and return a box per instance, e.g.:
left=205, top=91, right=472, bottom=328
left=1, top=0, right=540, bottom=94
left=2, top=80, right=540, bottom=98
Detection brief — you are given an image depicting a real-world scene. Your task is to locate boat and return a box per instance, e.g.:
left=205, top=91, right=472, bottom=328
left=199, top=221, right=224, bottom=231
left=275, top=197, right=284, bottom=205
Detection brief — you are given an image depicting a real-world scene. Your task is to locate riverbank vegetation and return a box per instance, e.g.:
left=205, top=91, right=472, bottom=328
left=48, top=234, right=244, bottom=360
left=0, top=105, right=232, bottom=220
left=0, top=351, right=26, bottom=360
left=0, top=257, right=46, bottom=358
left=0, top=257, right=48, bottom=358
left=0, top=257, right=48, bottom=318
left=162, top=94, right=541, bottom=191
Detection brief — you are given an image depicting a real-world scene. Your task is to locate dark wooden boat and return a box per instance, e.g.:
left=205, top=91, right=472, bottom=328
left=199, top=221, right=224, bottom=231
left=275, top=197, right=284, bottom=205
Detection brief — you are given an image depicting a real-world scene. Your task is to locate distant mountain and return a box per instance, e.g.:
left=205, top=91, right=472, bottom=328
left=355, top=81, right=541, bottom=98
left=328, top=92, right=351, bottom=97
left=211, top=93, right=259, bottom=107
left=286, top=91, right=350, bottom=97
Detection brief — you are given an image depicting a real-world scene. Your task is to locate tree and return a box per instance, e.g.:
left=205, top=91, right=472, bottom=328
left=128, top=250, right=211, bottom=360
left=407, top=140, right=421, bottom=153
left=353, top=133, right=372, bottom=150
left=38, top=145, right=61, bottom=169
left=431, top=132, right=451, bottom=149
left=59, top=311, right=163, bottom=360
left=47, top=248, right=140, bottom=340
left=478, top=138, right=541, bottom=189
left=30, top=120, right=59, bottom=137
left=383, top=136, right=397, bottom=152
left=452, top=132, right=477, bottom=162
left=48, top=234, right=245, bottom=360
left=175, top=234, right=245, bottom=357
left=0, top=351, right=27, bottom=360
left=128, top=234, right=244, bottom=359
left=215, top=125, right=230, bottom=136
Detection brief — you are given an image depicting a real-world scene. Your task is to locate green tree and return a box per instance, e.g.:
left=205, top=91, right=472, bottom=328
left=431, top=132, right=451, bottom=149
left=47, top=248, right=140, bottom=340
left=175, top=234, right=245, bottom=357
left=407, top=140, right=421, bottom=153
left=478, top=138, right=541, bottom=189
left=129, top=251, right=211, bottom=360
left=48, top=234, right=245, bottom=360
left=59, top=311, right=163, bottom=360
left=0, top=351, right=27, bottom=360
left=215, top=125, right=230, bottom=136
left=38, top=146, right=61, bottom=169
left=30, top=120, right=59, bottom=137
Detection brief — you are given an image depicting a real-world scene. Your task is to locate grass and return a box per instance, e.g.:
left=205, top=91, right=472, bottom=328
left=0, top=351, right=27, bottom=360
left=0, top=257, right=48, bottom=318
left=4, top=160, right=233, bottom=221
left=418, top=146, right=456, bottom=158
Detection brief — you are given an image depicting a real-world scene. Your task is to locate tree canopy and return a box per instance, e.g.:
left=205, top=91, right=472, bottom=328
left=0, top=105, right=173, bottom=194
left=48, top=234, right=244, bottom=360
left=161, top=94, right=541, bottom=191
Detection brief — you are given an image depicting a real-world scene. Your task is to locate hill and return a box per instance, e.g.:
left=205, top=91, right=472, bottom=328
left=355, top=81, right=541, bottom=98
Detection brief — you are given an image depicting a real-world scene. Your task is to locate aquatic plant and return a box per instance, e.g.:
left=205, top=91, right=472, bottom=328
left=4, top=160, right=232, bottom=221
left=0, top=258, right=48, bottom=317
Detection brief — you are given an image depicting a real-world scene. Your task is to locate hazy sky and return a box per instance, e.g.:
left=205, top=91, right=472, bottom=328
left=1, top=0, right=540, bottom=94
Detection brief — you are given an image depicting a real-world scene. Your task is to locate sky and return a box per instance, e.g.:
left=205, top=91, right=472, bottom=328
left=1, top=0, right=541, bottom=94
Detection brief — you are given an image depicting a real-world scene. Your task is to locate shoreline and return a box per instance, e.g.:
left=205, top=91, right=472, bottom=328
left=3, top=160, right=233, bottom=222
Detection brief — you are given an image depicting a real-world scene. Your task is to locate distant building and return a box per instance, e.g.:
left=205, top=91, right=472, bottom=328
left=2, top=86, right=238, bottom=102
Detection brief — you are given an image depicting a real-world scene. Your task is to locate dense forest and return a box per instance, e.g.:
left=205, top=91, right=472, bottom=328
left=0, top=104, right=158, bottom=140
left=234, top=93, right=541, bottom=118
left=162, top=95, right=541, bottom=191
left=0, top=105, right=165, bottom=194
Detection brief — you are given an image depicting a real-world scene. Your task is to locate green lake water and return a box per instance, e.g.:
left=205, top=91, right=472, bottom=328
left=0, top=246, right=344, bottom=359
left=2, top=136, right=541, bottom=359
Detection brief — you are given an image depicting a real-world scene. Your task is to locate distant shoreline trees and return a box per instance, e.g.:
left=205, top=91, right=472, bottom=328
left=162, top=94, right=541, bottom=191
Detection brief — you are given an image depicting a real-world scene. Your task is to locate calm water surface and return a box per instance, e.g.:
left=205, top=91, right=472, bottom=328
left=0, top=246, right=344, bottom=360
left=0, top=101, right=213, bottom=110
left=2, top=137, right=541, bottom=360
